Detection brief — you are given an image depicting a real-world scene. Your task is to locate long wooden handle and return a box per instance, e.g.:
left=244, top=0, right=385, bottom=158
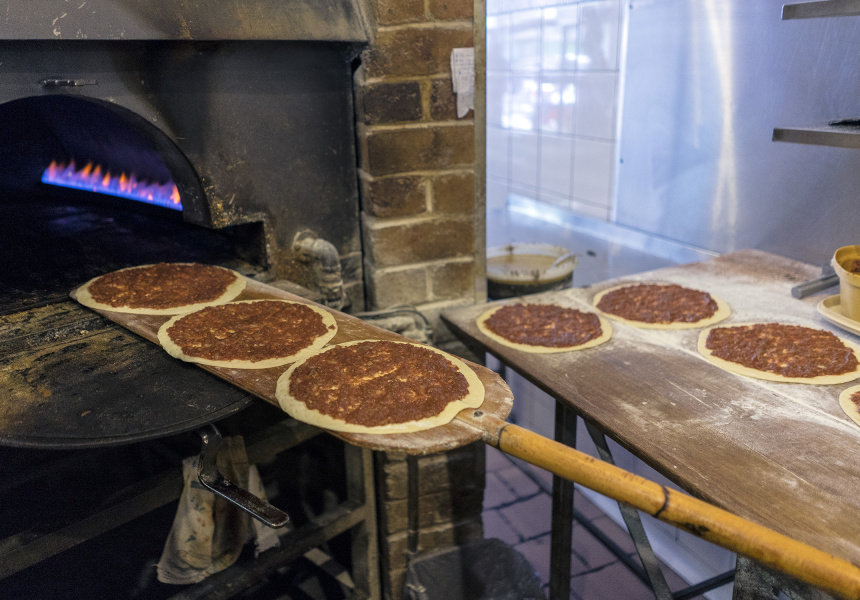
left=477, top=415, right=860, bottom=600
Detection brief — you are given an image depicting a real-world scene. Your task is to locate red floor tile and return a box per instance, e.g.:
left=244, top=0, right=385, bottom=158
left=499, top=493, right=553, bottom=540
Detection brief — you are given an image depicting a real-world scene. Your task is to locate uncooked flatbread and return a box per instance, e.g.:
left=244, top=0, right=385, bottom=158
left=697, top=323, right=860, bottom=384
left=158, top=299, right=337, bottom=369
left=593, top=282, right=730, bottom=329
left=838, top=385, right=860, bottom=427
left=76, top=262, right=246, bottom=315
left=276, top=339, right=485, bottom=434
left=476, top=303, right=611, bottom=353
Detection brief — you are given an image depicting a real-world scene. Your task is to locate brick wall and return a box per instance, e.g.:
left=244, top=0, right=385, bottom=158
left=353, top=1, right=486, bottom=598
left=375, top=444, right=486, bottom=597
left=355, top=0, right=478, bottom=333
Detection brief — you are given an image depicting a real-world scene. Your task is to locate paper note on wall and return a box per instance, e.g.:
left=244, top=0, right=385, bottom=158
left=450, top=48, right=475, bottom=119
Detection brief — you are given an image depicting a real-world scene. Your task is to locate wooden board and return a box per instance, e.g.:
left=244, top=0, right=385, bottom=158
left=72, top=278, right=512, bottom=455
left=441, top=249, right=860, bottom=566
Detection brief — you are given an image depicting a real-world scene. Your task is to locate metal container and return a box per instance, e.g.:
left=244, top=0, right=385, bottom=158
left=833, top=245, right=860, bottom=320
left=486, top=243, right=576, bottom=300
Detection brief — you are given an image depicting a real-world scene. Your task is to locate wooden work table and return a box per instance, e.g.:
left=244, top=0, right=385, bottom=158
left=441, top=249, right=860, bottom=571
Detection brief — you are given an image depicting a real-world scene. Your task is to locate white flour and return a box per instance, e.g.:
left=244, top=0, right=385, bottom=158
left=527, top=266, right=860, bottom=439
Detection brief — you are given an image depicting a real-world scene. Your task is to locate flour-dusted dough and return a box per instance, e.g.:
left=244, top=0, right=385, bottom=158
left=476, top=303, right=612, bottom=353
left=158, top=299, right=337, bottom=369
left=75, top=263, right=246, bottom=315
left=697, top=323, right=860, bottom=385
left=838, top=385, right=860, bottom=427
left=275, top=340, right=485, bottom=434
left=593, top=282, right=730, bottom=330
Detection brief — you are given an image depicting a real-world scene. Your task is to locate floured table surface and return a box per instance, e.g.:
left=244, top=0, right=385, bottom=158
left=442, top=249, right=860, bottom=565
left=73, top=278, right=512, bottom=455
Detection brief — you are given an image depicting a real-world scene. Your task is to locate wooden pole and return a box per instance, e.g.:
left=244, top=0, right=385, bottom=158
left=477, top=415, right=860, bottom=600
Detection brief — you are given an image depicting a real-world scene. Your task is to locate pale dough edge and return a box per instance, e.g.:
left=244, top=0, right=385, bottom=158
left=592, top=282, right=731, bottom=330
left=475, top=303, right=612, bottom=353
left=75, top=263, right=247, bottom=315
left=838, top=385, right=860, bottom=427
left=697, top=325, right=860, bottom=385
left=157, top=299, right=338, bottom=369
left=275, top=340, right=486, bottom=434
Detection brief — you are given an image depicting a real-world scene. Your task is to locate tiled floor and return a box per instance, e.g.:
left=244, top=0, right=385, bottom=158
left=482, top=445, right=705, bottom=600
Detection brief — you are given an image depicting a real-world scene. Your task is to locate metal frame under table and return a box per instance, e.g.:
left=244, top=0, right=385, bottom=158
left=441, top=250, right=860, bottom=599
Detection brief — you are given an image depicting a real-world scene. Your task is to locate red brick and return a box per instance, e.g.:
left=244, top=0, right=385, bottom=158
left=365, top=125, right=473, bottom=176
left=385, top=486, right=485, bottom=532
left=429, top=0, right=473, bottom=20
left=362, top=175, right=427, bottom=218
left=365, top=217, right=474, bottom=268
left=384, top=519, right=484, bottom=571
left=361, top=81, right=422, bottom=125
left=432, top=172, right=474, bottom=214
left=381, top=444, right=484, bottom=500
left=430, top=260, right=475, bottom=300
left=364, top=27, right=474, bottom=79
left=365, top=267, right=428, bottom=308
left=429, top=77, right=464, bottom=121
left=376, top=0, right=424, bottom=25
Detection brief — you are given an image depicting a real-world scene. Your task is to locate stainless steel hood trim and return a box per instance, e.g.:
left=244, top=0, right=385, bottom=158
left=0, top=0, right=370, bottom=42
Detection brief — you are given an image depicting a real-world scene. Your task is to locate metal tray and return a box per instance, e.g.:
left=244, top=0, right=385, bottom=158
left=817, top=294, right=860, bottom=337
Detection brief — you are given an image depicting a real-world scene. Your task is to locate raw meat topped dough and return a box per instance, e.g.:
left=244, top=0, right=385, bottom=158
left=276, top=339, right=484, bottom=434
left=698, top=322, right=860, bottom=384
left=593, top=282, right=730, bottom=329
left=76, top=262, right=246, bottom=315
left=158, top=299, right=337, bottom=369
left=477, top=303, right=611, bottom=353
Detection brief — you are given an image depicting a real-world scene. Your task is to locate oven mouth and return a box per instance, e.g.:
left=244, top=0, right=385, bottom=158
left=0, top=94, right=208, bottom=223
left=0, top=94, right=270, bottom=314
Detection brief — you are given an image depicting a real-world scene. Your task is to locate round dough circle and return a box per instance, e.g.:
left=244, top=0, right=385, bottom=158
left=276, top=339, right=485, bottom=434
left=593, top=282, right=730, bottom=330
left=76, top=263, right=246, bottom=315
left=838, top=385, right=860, bottom=427
left=476, top=303, right=612, bottom=353
left=697, top=323, right=860, bottom=384
left=158, top=299, right=337, bottom=369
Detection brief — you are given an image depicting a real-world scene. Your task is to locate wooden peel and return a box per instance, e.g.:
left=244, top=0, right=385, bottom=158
left=460, top=410, right=860, bottom=600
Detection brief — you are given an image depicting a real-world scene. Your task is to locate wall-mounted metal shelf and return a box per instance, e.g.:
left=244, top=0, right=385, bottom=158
left=778, top=3, right=860, bottom=147
left=782, top=0, right=860, bottom=20
left=773, top=122, right=860, bottom=148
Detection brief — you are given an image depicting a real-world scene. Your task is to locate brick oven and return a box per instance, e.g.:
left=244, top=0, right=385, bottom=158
left=0, top=0, right=485, bottom=598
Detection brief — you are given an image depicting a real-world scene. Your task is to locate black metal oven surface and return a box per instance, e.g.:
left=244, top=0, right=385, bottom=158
left=0, top=188, right=263, bottom=448
left=0, top=189, right=260, bottom=315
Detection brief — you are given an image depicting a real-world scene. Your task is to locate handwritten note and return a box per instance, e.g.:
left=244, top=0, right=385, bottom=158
left=450, top=48, right=475, bottom=119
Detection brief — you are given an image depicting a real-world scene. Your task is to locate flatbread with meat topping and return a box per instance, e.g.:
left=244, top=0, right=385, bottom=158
left=275, top=339, right=484, bottom=434
left=838, top=385, right=860, bottom=427
left=75, top=262, right=246, bottom=315
left=698, top=322, right=860, bottom=384
left=158, top=299, right=337, bottom=369
left=593, top=282, right=730, bottom=329
left=476, top=303, right=611, bottom=353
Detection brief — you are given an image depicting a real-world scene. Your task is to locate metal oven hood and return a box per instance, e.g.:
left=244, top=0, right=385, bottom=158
left=0, top=0, right=370, bottom=42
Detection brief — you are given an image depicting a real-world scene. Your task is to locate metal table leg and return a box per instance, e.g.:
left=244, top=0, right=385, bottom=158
left=550, top=400, right=576, bottom=600
left=585, top=421, right=674, bottom=600
left=584, top=421, right=734, bottom=600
